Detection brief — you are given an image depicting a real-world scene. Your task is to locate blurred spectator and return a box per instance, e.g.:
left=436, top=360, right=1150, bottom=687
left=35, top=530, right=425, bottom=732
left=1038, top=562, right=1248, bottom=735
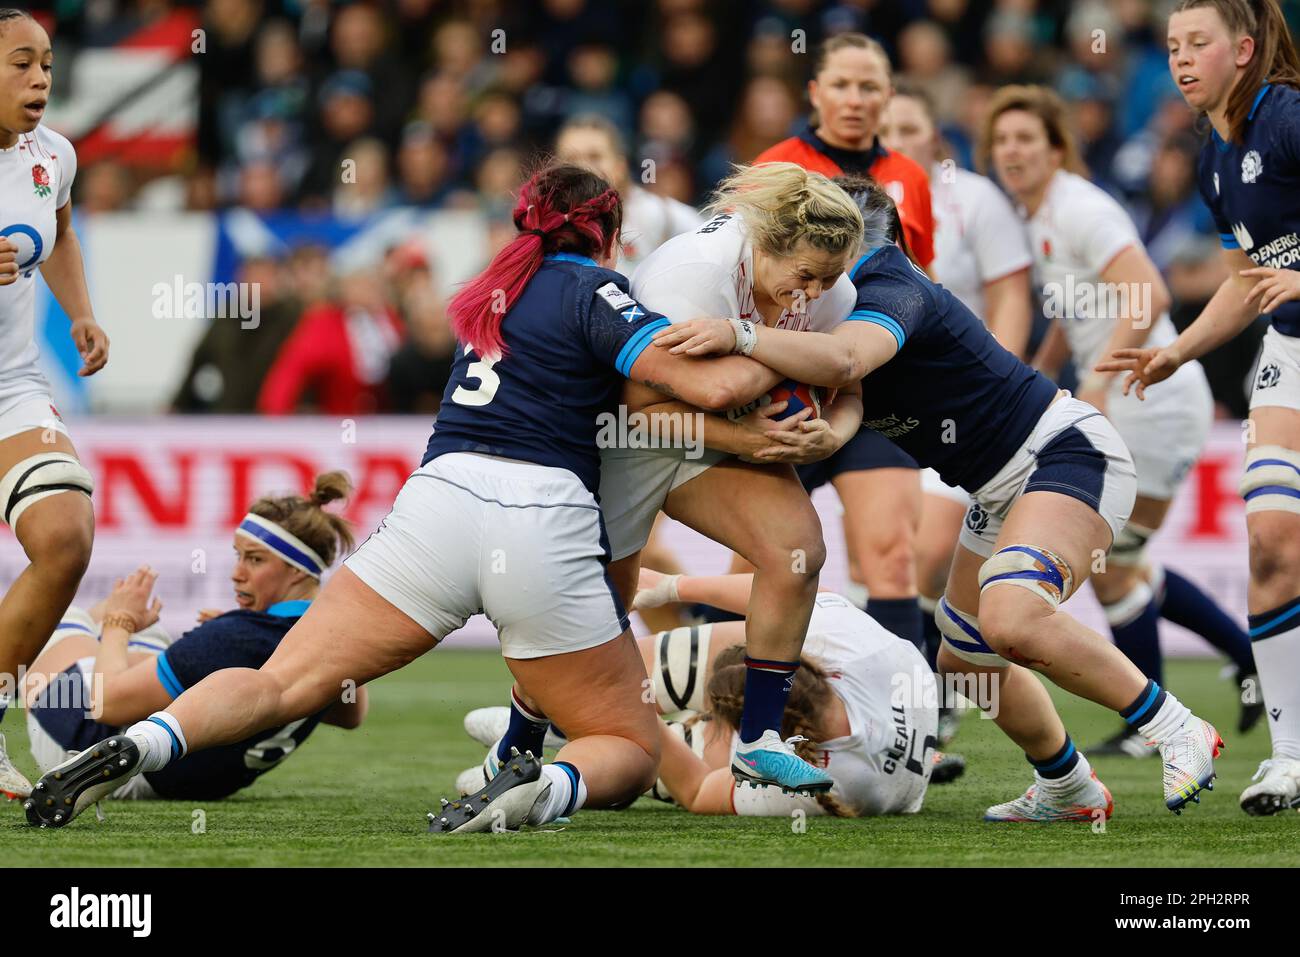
left=896, top=19, right=971, bottom=127
left=297, top=71, right=376, bottom=207
left=390, top=122, right=453, bottom=208
left=331, top=2, right=415, bottom=146
left=333, top=137, right=391, bottom=218
left=79, top=160, right=131, bottom=214
left=257, top=269, right=405, bottom=415
left=173, top=255, right=300, bottom=413
left=386, top=277, right=456, bottom=415
left=1129, top=131, right=1218, bottom=274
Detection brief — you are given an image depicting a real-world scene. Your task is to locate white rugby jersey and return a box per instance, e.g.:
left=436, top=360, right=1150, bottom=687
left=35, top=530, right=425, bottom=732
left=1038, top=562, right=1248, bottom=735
left=617, top=186, right=703, bottom=275
left=629, top=212, right=856, bottom=331
left=731, top=592, right=936, bottom=817
left=930, top=164, right=1032, bottom=319
left=1026, top=169, right=1182, bottom=373
left=0, top=125, right=76, bottom=374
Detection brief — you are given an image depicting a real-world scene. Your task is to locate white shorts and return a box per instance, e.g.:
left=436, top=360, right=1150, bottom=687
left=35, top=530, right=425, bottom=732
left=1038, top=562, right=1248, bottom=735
left=1107, top=361, right=1212, bottom=500
left=958, top=396, right=1137, bottom=558
left=0, top=387, right=69, bottom=444
left=345, top=452, right=628, bottom=659
left=920, top=467, right=970, bottom=507
left=598, top=445, right=727, bottom=561
left=1249, top=326, right=1300, bottom=413
left=25, top=658, right=156, bottom=800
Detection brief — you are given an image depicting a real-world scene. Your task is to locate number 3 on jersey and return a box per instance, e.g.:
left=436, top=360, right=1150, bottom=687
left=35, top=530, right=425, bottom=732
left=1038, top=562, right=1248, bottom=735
left=451, top=345, right=500, bottom=407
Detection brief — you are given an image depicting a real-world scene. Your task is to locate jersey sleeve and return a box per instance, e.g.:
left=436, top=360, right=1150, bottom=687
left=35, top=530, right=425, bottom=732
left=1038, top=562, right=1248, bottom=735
left=47, top=129, right=77, bottom=208
left=1071, top=188, right=1140, bottom=273
left=154, top=619, right=259, bottom=699
left=583, top=280, right=672, bottom=378
left=968, top=178, right=1033, bottom=281
left=845, top=273, right=928, bottom=351
left=1195, top=154, right=1237, bottom=249
left=899, top=167, right=936, bottom=268
left=631, top=260, right=735, bottom=323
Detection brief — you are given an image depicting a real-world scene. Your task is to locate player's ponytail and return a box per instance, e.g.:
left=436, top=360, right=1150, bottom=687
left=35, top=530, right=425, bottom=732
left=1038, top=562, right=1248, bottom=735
left=1173, top=0, right=1300, bottom=144
left=833, top=174, right=918, bottom=266
left=706, top=646, right=857, bottom=818
left=247, top=470, right=356, bottom=572
left=448, top=162, right=622, bottom=359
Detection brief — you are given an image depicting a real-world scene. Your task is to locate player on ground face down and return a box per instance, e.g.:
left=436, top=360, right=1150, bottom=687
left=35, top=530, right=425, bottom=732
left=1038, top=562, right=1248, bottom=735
left=987, top=84, right=1259, bottom=756
left=657, top=177, right=1223, bottom=820
left=753, top=33, right=935, bottom=652
left=880, top=84, right=1034, bottom=697
left=0, top=8, right=109, bottom=798
left=25, top=163, right=780, bottom=831
left=1101, top=0, right=1300, bottom=814
left=462, top=569, right=958, bottom=817
left=22, top=473, right=365, bottom=808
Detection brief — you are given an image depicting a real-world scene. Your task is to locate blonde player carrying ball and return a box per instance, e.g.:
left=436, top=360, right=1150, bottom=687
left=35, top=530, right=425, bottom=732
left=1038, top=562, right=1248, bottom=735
left=0, top=9, right=107, bottom=798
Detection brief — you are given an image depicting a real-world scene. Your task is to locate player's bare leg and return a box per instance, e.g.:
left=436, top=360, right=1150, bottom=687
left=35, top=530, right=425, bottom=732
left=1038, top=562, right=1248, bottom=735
left=977, top=491, right=1221, bottom=813
left=833, top=468, right=923, bottom=649
left=663, top=458, right=833, bottom=793
left=0, top=429, right=94, bottom=798
left=1239, top=407, right=1300, bottom=813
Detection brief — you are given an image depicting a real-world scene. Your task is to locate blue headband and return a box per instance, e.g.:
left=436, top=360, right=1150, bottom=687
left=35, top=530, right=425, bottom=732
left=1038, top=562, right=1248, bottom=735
left=236, top=514, right=326, bottom=578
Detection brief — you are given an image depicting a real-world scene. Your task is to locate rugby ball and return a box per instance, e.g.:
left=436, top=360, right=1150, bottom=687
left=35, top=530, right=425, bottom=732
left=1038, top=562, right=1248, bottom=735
left=726, top=378, right=822, bottom=422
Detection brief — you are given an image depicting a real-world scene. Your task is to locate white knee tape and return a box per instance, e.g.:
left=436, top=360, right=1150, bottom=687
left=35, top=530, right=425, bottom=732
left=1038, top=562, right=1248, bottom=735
left=1240, top=445, right=1300, bottom=515
left=1108, top=522, right=1155, bottom=567
left=651, top=623, right=712, bottom=714
left=978, top=544, right=1074, bottom=608
left=935, top=597, right=1006, bottom=667
left=1101, top=580, right=1155, bottom=627
left=0, top=453, right=93, bottom=527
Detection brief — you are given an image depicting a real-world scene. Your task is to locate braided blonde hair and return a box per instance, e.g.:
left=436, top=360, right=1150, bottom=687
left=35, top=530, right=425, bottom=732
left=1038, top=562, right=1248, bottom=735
left=705, top=163, right=864, bottom=260
left=705, top=645, right=856, bottom=817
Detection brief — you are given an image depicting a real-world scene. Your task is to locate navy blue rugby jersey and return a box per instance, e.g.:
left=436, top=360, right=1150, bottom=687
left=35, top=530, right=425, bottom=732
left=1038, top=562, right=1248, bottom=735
left=423, top=253, right=670, bottom=493
left=847, top=244, right=1058, bottom=491
left=31, top=601, right=326, bottom=800
left=1198, top=84, right=1300, bottom=336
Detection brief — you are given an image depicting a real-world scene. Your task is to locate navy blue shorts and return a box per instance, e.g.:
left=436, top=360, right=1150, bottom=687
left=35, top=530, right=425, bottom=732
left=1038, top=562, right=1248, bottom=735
left=797, top=427, right=919, bottom=492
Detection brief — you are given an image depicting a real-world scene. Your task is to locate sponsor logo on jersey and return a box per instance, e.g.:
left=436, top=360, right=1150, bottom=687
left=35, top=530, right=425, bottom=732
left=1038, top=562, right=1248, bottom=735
left=1248, top=231, right=1300, bottom=269
left=1257, top=362, right=1282, bottom=390
left=595, top=282, right=635, bottom=312
left=1242, top=150, right=1263, bottom=184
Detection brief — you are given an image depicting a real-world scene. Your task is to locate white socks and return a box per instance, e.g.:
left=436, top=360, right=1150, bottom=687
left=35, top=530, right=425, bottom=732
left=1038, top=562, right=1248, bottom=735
left=528, top=763, right=587, bottom=825
left=1039, top=753, right=1093, bottom=795
left=1251, top=623, right=1300, bottom=760
left=1138, top=692, right=1191, bottom=745
left=126, top=712, right=188, bottom=772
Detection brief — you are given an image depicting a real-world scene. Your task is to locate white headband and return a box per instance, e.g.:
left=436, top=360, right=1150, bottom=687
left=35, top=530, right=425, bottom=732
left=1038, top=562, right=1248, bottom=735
left=236, top=513, right=327, bottom=579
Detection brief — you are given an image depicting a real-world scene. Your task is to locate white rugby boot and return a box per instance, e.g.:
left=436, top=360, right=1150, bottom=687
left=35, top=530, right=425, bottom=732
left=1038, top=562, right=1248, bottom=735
left=1239, top=757, right=1300, bottom=816
left=985, top=770, right=1113, bottom=823
left=0, top=733, right=32, bottom=799
left=1159, top=715, right=1222, bottom=814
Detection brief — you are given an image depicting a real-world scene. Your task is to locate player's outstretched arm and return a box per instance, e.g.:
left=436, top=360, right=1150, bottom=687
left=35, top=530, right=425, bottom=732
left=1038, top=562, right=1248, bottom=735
left=983, top=267, right=1033, bottom=360
left=1097, top=247, right=1262, bottom=398
left=40, top=202, right=108, bottom=376
left=627, top=342, right=783, bottom=411
left=88, top=568, right=172, bottom=725
left=655, top=721, right=733, bottom=813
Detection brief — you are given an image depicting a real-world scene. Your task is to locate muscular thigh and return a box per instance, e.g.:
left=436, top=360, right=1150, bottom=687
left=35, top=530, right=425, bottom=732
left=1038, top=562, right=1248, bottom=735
left=996, top=491, right=1114, bottom=593
left=260, top=566, right=437, bottom=699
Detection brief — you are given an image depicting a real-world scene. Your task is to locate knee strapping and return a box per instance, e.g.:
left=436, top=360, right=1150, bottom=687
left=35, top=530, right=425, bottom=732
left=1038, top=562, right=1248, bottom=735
left=935, top=596, right=1005, bottom=667
left=1109, top=522, right=1156, bottom=566
left=0, top=453, right=93, bottom=528
left=1240, top=445, right=1300, bottom=515
left=978, top=544, right=1074, bottom=608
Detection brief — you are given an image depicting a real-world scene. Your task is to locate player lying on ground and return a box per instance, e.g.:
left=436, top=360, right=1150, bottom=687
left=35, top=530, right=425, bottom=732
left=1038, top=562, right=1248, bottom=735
left=24, top=163, right=787, bottom=832
left=0, top=9, right=110, bottom=797
left=987, top=83, right=1258, bottom=757
left=21, top=473, right=365, bottom=810
left=654, top=176, right=1223, bottom=820
left=462, top=569, right=963, bottom=817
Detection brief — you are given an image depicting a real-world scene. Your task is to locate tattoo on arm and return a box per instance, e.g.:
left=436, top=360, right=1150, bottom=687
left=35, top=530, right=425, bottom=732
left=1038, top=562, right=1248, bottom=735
left=643, top=379, right=682, bottom=400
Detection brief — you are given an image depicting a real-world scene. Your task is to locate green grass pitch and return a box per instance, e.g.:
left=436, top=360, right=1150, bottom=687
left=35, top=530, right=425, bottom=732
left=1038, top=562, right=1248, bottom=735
left=7, top=652, right=1297, bottom=867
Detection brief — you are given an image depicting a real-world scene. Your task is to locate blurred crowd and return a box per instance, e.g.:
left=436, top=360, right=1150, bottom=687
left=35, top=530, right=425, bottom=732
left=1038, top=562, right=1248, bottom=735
left=37, top=0, right=1300, bottom=415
